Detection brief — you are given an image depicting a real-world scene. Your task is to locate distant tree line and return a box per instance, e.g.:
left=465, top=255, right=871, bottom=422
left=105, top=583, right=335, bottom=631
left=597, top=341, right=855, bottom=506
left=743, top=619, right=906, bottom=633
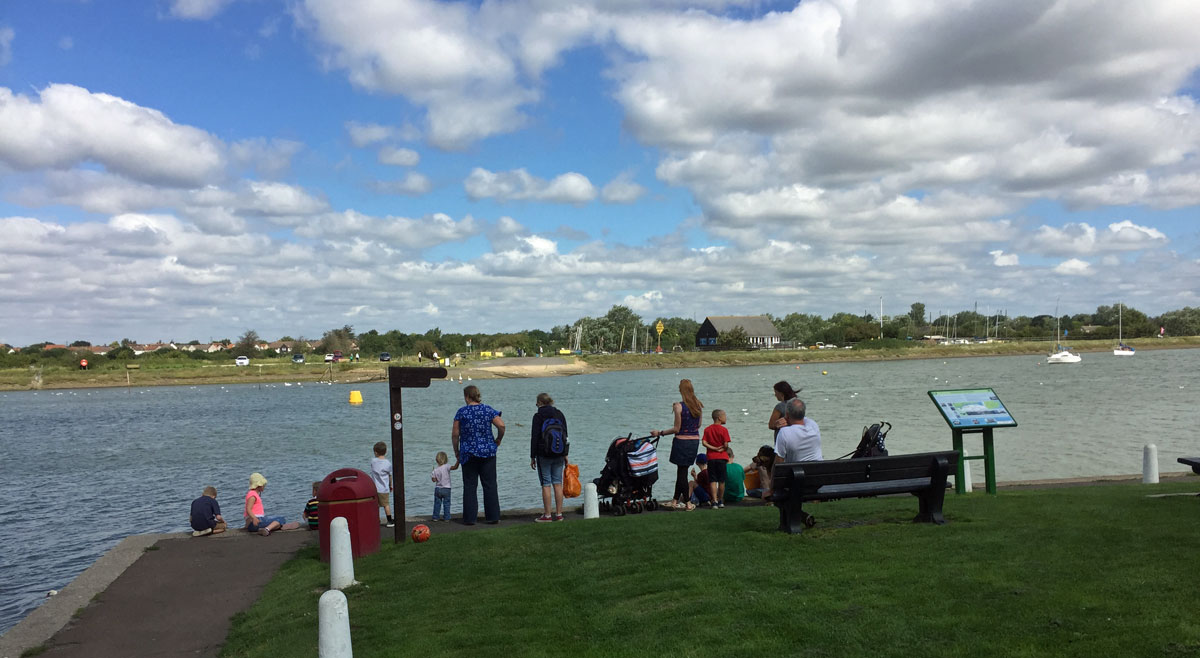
left=4, top=304, right=1198, bottom=368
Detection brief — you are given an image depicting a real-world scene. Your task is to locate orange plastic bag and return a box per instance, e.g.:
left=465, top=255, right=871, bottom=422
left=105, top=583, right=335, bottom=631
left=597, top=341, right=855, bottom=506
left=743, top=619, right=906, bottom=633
left=563, top=462, right=581, bottom=498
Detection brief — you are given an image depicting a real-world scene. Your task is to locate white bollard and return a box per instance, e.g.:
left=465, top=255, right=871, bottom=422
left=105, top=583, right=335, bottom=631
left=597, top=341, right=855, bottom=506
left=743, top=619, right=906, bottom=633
left=330, top=517, right=355, bottom=590
left=1143, top=444, right=1159, bottom=484
left=583, top=482, right=599, bottom=519
left=318, top=590, right=353, bottom=658
left=961, top=447, right=973, bottom=493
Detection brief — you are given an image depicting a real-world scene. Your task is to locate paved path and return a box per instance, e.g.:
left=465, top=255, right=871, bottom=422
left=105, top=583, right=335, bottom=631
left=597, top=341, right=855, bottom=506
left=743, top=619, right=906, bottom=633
left=11, top=530, right=314, bottom=658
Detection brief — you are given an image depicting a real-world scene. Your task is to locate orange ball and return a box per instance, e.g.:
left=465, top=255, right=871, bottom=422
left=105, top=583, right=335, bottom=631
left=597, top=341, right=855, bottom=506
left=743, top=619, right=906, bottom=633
left=411, top=524, right=431, bottom=543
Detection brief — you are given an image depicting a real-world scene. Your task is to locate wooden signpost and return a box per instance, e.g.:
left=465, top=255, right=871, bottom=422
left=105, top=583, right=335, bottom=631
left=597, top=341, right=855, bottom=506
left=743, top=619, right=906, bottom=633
left=388, top=366, right=447, bottom=543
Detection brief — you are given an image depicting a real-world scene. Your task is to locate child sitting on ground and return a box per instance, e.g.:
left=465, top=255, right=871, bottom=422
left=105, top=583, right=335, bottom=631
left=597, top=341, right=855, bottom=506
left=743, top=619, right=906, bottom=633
left=244, top=472, right=300, bottom=536
left=431, top=451, right=458, bottom=521
left=701, top=409, right=732, bottom=509
left=189, top=486, right=226, bottom=537
left=302, top=481, right=320, bottom=530
left=686, top=454, right=710, bottom=510
left=744, top=445, right=776, bottom=501
left=370, top=441, right=395, bottom=528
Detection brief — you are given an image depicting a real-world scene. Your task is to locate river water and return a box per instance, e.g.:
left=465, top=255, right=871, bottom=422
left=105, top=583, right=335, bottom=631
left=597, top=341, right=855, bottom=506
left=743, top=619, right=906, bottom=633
left=1, top=349, right=1197, bottom=633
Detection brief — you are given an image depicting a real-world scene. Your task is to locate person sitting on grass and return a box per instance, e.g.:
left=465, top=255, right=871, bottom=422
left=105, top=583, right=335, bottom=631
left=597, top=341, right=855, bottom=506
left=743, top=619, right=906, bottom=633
left=685, top=454, right=710, bottom=510
left=744, top=445, right=776, bottom=501
left=189, top=486, right=226, bottom=537
left=723, top=450, right=745, bottom=504
left=302, top=481, right=320, bottom=530
left=244, top=472, right=299, bottom=536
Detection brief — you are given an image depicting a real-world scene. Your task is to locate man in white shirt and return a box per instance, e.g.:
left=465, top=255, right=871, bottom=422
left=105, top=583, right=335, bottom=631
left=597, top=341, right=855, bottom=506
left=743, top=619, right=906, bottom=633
left=773, top=398, right=822, bottom=463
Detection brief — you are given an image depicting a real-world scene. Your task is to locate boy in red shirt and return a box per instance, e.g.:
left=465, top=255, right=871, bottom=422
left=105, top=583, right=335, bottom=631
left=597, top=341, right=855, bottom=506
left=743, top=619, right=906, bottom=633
left=701, top=409, right=732, bottom=508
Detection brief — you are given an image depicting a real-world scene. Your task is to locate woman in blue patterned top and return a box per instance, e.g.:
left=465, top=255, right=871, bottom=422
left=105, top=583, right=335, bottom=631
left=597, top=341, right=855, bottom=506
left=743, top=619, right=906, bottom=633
left=452, top=385, right=506, bottom=524
left=650, top=379, right=704, bottom=510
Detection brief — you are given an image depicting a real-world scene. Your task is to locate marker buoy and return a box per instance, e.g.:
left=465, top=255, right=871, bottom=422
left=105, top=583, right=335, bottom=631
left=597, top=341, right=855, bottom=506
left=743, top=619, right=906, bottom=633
left=348, top=390, right=363, bottom=405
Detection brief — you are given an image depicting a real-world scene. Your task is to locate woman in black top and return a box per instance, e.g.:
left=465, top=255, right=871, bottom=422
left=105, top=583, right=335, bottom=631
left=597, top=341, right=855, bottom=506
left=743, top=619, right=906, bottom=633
left=530, top=392, right=569, bottom=522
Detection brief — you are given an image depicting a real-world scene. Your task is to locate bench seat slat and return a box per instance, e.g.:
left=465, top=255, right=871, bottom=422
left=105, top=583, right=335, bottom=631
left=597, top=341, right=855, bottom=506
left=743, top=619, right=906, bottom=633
left=806, top=477, right=932, bottom=499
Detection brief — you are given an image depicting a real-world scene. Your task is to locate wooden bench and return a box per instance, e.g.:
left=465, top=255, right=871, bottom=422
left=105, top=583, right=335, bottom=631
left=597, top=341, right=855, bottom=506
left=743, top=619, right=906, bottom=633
left=1179, top=457, right=1200, bottom=475
left=770, top=451, right=960, bottom=534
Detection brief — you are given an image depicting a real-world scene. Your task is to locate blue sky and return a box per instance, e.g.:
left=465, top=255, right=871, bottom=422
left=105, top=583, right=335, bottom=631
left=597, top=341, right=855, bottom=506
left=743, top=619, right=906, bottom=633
left=1, top=0, right=1198, bottom=345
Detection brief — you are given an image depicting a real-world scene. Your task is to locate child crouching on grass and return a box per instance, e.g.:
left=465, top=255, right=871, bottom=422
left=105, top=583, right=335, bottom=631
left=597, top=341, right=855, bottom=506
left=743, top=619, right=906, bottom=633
left=684, top=454, right=710, bottom=510
left=302, top=481, right=320, bottom=530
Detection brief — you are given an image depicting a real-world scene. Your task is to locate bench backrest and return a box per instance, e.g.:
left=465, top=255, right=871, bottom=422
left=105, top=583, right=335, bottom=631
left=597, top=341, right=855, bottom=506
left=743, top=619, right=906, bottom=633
left=774, top=451, right=960, bottom=491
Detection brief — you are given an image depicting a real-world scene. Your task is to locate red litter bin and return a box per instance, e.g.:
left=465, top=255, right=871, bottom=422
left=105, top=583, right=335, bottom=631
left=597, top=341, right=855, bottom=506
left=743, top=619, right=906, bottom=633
left=317, top=468, right=381, bottom=562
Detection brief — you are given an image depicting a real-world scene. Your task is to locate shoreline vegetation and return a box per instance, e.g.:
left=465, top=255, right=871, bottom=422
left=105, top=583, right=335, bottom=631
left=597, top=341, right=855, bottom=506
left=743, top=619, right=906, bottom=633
left=3, top=336, right=1197, bottom=392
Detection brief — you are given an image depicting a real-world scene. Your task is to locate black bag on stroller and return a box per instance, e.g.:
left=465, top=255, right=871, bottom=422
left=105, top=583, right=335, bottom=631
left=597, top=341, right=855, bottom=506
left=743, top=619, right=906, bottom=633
left=593, top=434, right=660, bottom=516
left=851, top=421, right=891, bottom=458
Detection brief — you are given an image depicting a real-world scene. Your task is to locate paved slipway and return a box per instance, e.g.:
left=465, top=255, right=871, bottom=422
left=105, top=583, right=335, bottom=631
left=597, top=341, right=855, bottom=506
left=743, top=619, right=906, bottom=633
left=2, top=473, right=1193, bottom=658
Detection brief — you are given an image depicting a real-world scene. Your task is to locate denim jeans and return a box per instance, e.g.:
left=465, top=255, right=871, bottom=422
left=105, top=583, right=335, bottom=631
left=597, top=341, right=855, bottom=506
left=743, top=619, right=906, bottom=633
left=460, top=455, right=499, bottom=524
left=433, top=486, right=452, bottom=520
left=535, top=455, right=565, bottom=487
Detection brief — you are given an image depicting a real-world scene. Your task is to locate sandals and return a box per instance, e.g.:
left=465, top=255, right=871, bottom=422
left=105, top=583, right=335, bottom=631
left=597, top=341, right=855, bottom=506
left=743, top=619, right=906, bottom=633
left=682, top=502, right=696, bottom=511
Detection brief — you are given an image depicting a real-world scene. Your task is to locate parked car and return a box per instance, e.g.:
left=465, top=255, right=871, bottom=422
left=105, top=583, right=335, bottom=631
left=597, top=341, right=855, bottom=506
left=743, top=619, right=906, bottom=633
left=291, top=354, right=305, bottom=364
left=379, top=352, right=391, bottom=362
left=234, top=356, right=250, bottom=366
left=333, top=350, right=343, bottom=362
left=324, top=353, right=335, bottom=362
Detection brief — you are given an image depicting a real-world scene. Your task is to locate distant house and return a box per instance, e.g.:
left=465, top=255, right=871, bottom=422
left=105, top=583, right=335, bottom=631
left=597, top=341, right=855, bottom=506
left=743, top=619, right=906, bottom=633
left=268, top=341, right=291, bottom=353
left=78, top=345, right=110, bottom=355
left=695, top=316, right=781, bottom=349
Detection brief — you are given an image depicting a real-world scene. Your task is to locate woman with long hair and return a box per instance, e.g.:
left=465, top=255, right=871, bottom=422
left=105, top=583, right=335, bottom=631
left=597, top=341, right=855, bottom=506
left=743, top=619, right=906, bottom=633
left=767, top=380, right=801, bottom=437
left=651, top=379, right=703, bottom=510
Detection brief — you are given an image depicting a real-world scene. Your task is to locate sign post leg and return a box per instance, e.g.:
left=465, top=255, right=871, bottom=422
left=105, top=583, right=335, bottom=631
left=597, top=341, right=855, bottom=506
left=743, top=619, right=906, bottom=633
left=983, top=428, right=997, bottom=495
left=952, top=429, right=965, bottom=494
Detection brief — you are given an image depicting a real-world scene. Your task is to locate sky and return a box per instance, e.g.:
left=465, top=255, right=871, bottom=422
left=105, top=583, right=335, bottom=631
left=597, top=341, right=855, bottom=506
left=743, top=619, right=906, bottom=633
left=1, top=0, right=1198, bottom=346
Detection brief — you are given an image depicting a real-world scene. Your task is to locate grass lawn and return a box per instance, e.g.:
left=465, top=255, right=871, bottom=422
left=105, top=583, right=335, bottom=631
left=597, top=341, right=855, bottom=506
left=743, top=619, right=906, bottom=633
left=224, top=480, right=1200, bottom=657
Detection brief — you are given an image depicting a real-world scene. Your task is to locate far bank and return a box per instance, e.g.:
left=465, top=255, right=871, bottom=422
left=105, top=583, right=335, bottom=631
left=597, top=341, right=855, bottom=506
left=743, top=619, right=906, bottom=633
left=2, top=336, right=1197, bottom=391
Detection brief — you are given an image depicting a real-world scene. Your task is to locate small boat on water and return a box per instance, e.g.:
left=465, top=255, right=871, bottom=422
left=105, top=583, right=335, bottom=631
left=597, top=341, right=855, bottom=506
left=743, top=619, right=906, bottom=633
left=1047, top=301, right=1081, bottom=364
left=1113, top=302, right=1135, bottom=356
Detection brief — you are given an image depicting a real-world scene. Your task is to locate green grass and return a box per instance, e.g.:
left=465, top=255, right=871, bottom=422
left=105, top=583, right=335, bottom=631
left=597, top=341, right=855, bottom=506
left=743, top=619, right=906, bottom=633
left=222, top=480, right=1200, bottom=658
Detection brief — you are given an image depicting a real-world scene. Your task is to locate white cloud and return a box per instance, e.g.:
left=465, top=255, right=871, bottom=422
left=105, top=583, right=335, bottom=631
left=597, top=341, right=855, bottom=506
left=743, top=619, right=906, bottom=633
left=990, top=250, right=1019, bottom=267
left=344, top=121, right=397, bottom=147
left=621, top=290, right=663, bottom=313
left=377, top=146, right=420, bottom=167
left=1053, top=258, right=1093, bottom=276
left=0, top=27, right=14, bottom=67
left=230, top=138, right=304, bottom=177
left=0, top=84, right=225, bottom=187
left=169, top=0, right=236, bottom=20
left=372, top=172, right=432, bottom=196
left=1025, top=221, right=1168, bottom=257
left=464, top=167, right=596, bottom=204
left=600, top=174, right=646, bottom=203
left=58, top=36, right=73, bottom=51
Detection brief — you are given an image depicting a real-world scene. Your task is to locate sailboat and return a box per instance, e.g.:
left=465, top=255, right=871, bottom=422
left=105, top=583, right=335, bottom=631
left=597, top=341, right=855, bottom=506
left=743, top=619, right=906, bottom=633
left=1113, top=302, right=1135, bottom=356
left=1047, top=302, right=1081, bottom=364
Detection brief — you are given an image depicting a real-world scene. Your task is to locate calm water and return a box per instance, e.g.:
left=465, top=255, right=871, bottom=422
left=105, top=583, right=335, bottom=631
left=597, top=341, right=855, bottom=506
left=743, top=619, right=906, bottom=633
left=2, top=349, right=1197, bottom=633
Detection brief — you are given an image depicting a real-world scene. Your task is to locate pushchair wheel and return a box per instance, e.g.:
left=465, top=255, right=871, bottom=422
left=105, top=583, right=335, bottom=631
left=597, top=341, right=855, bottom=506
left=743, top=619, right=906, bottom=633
left=614, top=504, right=626, bottom=516
left=803, top=512, right=816, bottom=528
left=646, top=500, right=658, bottom=511
left=630, top=502, right=643, bottom=514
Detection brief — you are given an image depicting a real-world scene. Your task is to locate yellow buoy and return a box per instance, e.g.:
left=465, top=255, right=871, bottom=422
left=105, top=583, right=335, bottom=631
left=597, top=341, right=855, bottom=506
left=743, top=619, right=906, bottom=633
left=821, top=370, right=828, bottom=376
left=349, top=390, right=363, bottom=405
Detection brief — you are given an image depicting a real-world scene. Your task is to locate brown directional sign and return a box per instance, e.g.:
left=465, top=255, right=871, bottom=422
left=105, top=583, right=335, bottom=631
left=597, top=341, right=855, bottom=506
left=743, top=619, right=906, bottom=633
left=389, top=366, right=447, bottom=388
left=388, top=366, right=449, bottom=544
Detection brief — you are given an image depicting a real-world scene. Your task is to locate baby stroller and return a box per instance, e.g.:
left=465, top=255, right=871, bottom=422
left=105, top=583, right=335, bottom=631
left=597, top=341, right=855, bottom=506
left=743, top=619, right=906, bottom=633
left=593, top=434, right=660, bottom=516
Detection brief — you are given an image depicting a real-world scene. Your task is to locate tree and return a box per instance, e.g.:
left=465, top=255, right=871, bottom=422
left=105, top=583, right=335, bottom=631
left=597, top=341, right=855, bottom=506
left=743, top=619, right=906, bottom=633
left=70, top=340, right=92, bottom=347
left=718, top=325, right=749, bottom=349
left=233, top=330, right=260, bottom=358
left=908, top=303, right=926, bottom=327
left=319, top=325, right=355, bottom=354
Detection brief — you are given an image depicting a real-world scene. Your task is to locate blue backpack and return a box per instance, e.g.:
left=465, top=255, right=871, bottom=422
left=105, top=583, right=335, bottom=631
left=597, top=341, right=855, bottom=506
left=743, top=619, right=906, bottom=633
left=539, top=415, right=569, bottom=458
